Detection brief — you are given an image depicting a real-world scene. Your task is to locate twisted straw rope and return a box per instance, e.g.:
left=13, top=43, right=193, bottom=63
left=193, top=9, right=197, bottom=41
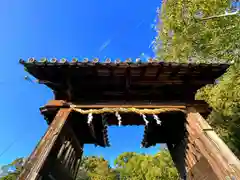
left=70, top=105, right=185, bottom=115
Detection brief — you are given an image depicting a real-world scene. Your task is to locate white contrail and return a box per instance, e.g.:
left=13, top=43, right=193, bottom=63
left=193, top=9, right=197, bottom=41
left=98, top=39, right=112, bottom=53
left=98, top=19, right=145, bottom=53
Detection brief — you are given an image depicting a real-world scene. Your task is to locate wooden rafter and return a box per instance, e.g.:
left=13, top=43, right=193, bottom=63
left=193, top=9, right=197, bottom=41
left=155, top=63, right=164, bottom=80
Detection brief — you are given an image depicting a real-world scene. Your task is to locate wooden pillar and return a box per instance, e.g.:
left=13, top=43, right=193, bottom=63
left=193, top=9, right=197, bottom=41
left=18, top=108, right=71, bottom=180
left=185, top=107, right=240, bottom=179
left=167, top=107, right=240, bottom=179
left=167, top=140, right=187, bottom=180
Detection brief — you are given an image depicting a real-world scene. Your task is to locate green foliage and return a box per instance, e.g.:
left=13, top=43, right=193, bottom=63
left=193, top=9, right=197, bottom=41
left=196, top=62, right=240, bottom=118
left=0, top=174, right=18, bottom=180
left=114, top=150, right=179, bottom=180
left=154, top=0, right=240, bottom=63
left=0, top=158, right=24, bottom=180
left=114, top=152, right=137, bottom=168
left=196, top=62, right=240, bottom=156
left=155, top=0, right=240, bottom=157
left=76, top=150, right=179, bottom=180
left=77, top=156, right=118, bottom=180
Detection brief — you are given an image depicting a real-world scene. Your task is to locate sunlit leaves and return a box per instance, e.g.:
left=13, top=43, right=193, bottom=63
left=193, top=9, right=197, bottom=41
left=77, top=150, right=179, bottom=180
left=154, top=0, right=240, bottom=63
left=77, top=156, right=117, bottom=180
left=0, top=158, right=25, bottom=180
left=154, top=0, right=240, bottom=157
left=115, top=150, right=179, bottom=180
left=196, top=62, right=240, bottom=156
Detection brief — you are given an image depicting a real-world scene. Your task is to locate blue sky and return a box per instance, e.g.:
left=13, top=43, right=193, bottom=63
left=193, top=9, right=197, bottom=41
left=0, top=0, right=163, bottom=166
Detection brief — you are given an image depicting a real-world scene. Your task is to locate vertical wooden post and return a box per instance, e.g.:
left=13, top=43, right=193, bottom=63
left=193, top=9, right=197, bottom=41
left=65, top=146, right=74, bottom=169
left=65, top=122, right=84, bottom=178
left=18, top=108, right=71, bottom=180
left=167, top=136, right=188, bottom=179
left=63, top=143, right=73, bottom=166
left=185, top=107, right=240, bottom=179
left=73, top=159, right=81, bottom=179
left=57, top=141, right=70, bottom=160
left=68, top=151, right=76, bottom=174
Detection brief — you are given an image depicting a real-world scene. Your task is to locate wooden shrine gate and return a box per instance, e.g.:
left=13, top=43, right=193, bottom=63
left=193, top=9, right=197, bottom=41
left=18, top=58, right=240, bottom=180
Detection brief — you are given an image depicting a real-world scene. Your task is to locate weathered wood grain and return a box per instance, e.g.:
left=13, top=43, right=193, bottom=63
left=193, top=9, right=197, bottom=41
left=18, top=108, right=71, bottom=180
left=185, top=107, right=240, bottom=179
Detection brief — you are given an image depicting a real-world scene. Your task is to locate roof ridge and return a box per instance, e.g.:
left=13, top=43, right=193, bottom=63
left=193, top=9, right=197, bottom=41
left=19, top=58, right=230, bottom=66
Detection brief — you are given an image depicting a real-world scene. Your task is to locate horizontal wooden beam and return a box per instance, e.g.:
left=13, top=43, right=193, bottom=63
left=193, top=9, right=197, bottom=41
left=46, top=100, right=67, bottom=106
left=132, top=80, right=212, bottom=85
left=71, top=104, right=186, bottom=109
left=41, top=100, right=210, bottom=113
left=44, top=100, right=186, bottom=108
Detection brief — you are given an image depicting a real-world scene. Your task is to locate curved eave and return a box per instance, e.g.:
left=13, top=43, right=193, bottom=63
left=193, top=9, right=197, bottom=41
left=20, top=58, right=230, bottom=69
left=20, top=58, right=229, bottom=102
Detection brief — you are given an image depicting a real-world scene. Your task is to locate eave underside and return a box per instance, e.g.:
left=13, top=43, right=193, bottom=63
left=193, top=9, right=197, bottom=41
left=21, top=61, right=228, bottom=102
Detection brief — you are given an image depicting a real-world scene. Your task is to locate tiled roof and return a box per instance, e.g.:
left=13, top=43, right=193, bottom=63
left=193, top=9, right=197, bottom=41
left=19, top=58, right=230, bottom=67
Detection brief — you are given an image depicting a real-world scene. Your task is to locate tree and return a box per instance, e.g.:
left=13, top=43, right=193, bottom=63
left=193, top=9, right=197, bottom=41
left=154, top=0, right=240, bottom=157
left=114, top=150, right=179, bottom=180
left=114, top=152, right=137, bottom=169
left=76, top=151, right=179, bottom=180
left=154, top=0, right=240, bottom=63
left=195, top=62, right=240, bottom=156
left=77, top=156, right=118, bottom=180
left=0, top=158, right=25, bottom=180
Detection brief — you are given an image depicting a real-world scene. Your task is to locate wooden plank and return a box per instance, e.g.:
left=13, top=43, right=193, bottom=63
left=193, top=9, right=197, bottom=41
left=18, top=108, right=71, bottom=180
left=45, top=100, right=66, bottom=106
left=57, top=141, right=70, bottom=160
left=68, top=151, right=76, bottom=175
left=71, top=104, right=187, bottom=109
left=187, top=125, right=228, bottom=179
left=188, top=156, right=219, bottom=180
left=73, top=159, right=81, bottom=179
left=65, top=146, right=74, bottom=169
left=69, top=154, right=76, bottom=176
left=66, top=124, right=84, bottom=155
left=45, top=99, right=208, bottom=106
left=132, top=80, right=211, bottom=85
left=186, top=107, right=240, bottom=179
left=42, top=100, right=211, bottom=114
left=188, top=108, right=240, bottom=169
left=45, top=100, right=187, bottom=108
left=63, top=143, right=73, bottom=167
left=189, top=108, right=240, bottom=167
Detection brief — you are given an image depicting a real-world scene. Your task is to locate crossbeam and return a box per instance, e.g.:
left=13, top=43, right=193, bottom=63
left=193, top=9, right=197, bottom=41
left=41, top=100, right=210, bottom=113
left=43, top=100, right=186, bottom=108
